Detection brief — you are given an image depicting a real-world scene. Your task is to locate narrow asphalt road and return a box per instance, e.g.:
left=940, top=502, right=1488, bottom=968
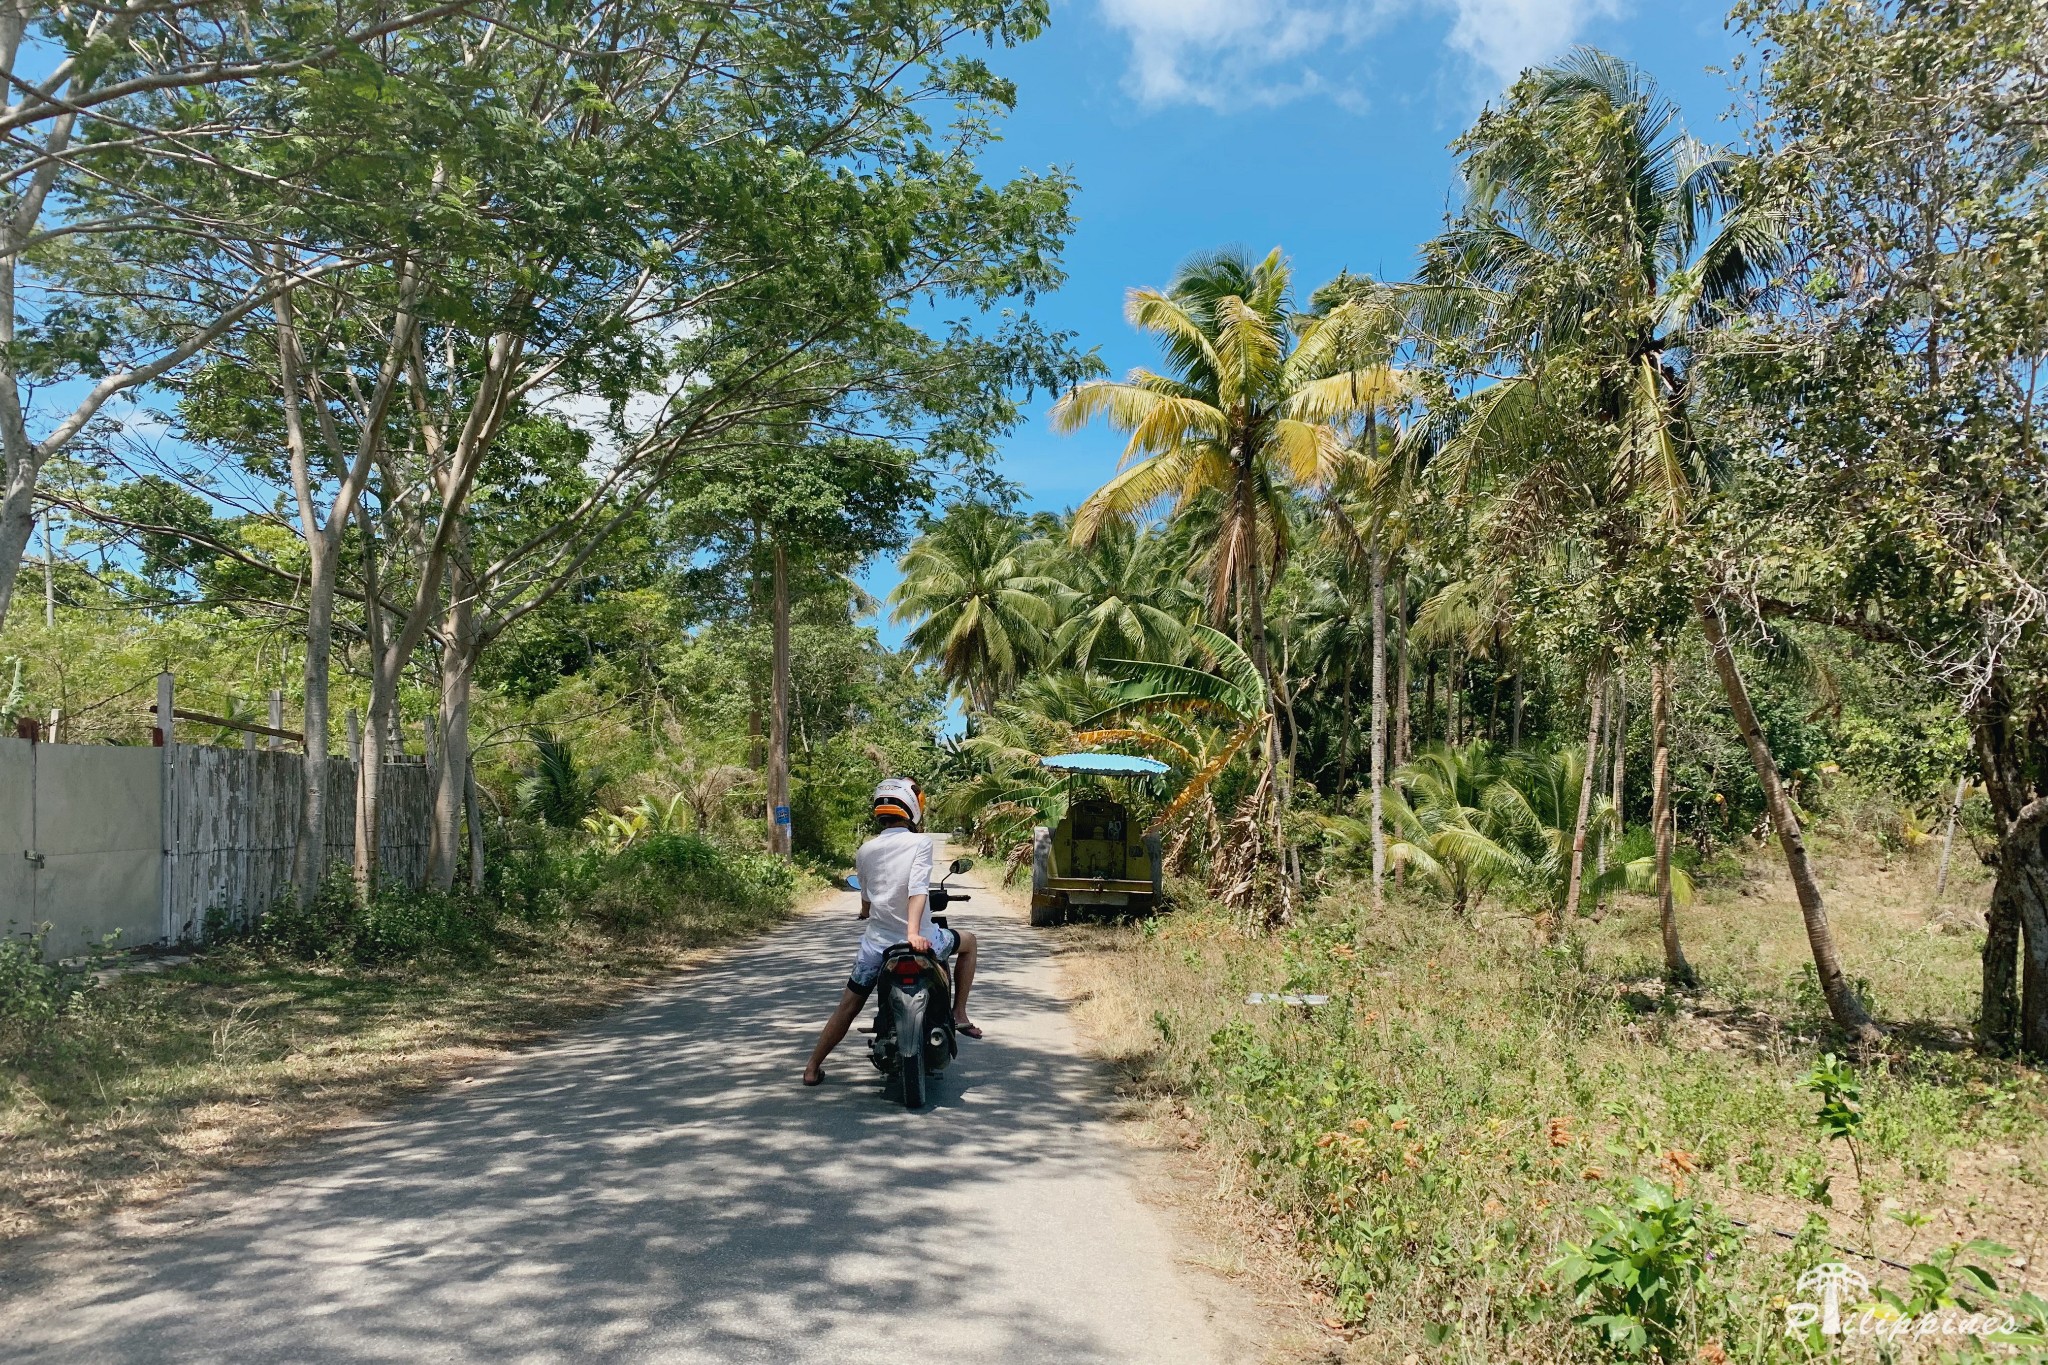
left=0, top=851, right=1240, bottom=1364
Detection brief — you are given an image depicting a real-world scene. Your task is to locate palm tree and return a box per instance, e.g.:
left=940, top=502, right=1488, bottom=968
left=1487, top=745, right=1618, bottom=922
left=1033, top=519, right=1195, bottom=669
left=1053, top=246, right=1403, bottom=672
left=1374, top=742, right=1529, bottom=918
left=891, top=505, right=1058, bottom=713
left=1422, top=51, right=1873, bottom=1034
left=1051, top=247, right=1405, bottom=911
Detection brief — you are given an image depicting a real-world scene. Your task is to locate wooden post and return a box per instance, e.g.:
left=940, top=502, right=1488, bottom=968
left=155, top=673, right=173, bottom=748
left=267, top=689, right=283, bottom=752
left=346, top=711, right=361, bottom=765
left=157, top=672, right=177, bottom=943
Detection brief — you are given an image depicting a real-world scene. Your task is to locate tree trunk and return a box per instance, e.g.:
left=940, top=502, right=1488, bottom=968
left=0, top=456, right=43, bottom=632
left=1934, top=776, right=1966, bottom=902
left=465, top=757, right=485, bottom=893
left=1394, top=577, right=1412, bottom=765
left=1610, top=667, right=1627, bottom=835
left=2013, top=826, right=2048, bottom=1060
left=297, top=535, right=336, bottom=900
left=428, top=575, right=477, bottom=890
left=1651, top=651, right=1694, bottom=986
left=1984, top=833, right=2048, bottom=1058
left=1232, top=457, right=1291, bottom=917
left=767, top=539, right=792, bottom=858
left=1370, top=538, right=1386, bottom=912
left=1698, top=592, right=1880, bottom=1043
left=1339, top=654, right=1355, bottom=792
left=278, top=292, right=334, bottom=903
left=1487, top=653, right=1502, bottom=743
left=1511, top=669, right=1525, bottom=749
left=1558, top=665, right=1606, bottom=935
left=1597, top=678, right=1615, bottom=885
left=352, top=500, right=400, bottom=897
left=356, top=695, right=387, bottom=897
left=1447, top=658, right=1461, bottom=745
left=1423, top=657, right=1437, bottom=750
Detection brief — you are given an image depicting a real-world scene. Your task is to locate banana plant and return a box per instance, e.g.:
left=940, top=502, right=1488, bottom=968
left=1093, top=624, right=1269, bottom=841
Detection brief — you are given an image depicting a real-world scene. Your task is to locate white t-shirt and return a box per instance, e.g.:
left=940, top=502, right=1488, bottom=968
left=856, top=826, right=934, bottom=951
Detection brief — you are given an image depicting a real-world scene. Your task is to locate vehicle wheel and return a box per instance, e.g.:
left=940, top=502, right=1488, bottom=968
left=896, top=995, right=928, bottom=1109
left=1029, top=893, right=1062, bottom=928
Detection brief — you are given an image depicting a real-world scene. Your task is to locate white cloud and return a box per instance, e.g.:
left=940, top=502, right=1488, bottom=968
left=1439, top=0, right=1624, bottom=86
left=1097, top=0, right=1376, bottom=108
left=1093, top=0, right=1626, bottom=110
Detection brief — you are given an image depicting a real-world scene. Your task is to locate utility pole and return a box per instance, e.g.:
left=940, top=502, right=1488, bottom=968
left=41, top=509, right=59, bottom=628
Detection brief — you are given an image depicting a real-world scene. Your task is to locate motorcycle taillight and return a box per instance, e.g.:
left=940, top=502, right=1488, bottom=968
left=892, top=961, right=923, bottom=985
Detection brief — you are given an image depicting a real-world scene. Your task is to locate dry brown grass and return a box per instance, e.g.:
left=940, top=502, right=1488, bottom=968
left=1049, top=839, right=2048, bottom=1364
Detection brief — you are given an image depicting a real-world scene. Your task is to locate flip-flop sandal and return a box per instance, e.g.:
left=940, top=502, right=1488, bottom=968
left=802, top=1069, right=827, bottom=1086
left=956, top=1023, right=984, bottom=1040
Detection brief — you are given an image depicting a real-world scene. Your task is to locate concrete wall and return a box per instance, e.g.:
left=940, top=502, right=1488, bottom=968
left=1, top=739, right=433, bottom=958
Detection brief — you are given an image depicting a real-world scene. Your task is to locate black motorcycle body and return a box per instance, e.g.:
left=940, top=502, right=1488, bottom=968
left=851, top=857, right=972, bottom=1109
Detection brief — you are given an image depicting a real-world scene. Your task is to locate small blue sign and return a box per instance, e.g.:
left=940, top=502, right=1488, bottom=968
left=773, top=805, right=791, bottom=825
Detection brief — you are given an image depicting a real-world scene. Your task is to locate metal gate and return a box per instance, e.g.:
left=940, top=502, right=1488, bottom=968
left=0, top=737, right=164, bottom=957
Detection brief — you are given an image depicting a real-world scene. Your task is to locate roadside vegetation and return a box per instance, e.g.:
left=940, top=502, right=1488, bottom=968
left=1060, top=844, right=2048, bottom=1362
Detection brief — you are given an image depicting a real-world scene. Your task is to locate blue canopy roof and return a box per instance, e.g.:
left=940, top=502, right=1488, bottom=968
left=1038, top=752, right=1170, bottom=777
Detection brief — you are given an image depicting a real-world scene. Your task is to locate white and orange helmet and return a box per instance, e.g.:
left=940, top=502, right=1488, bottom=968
left=872, top=777, right=923, bottom=827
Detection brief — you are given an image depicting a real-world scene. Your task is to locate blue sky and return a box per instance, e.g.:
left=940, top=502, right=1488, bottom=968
left=862, top=0, right=1751, bottom=639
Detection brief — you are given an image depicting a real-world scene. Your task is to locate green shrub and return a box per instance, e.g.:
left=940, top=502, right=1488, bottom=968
left=1552, top=1179, right=1740, bottom=1360
left=0, top=930, right=96, bottom=1024
left=248, top=877, right=499, bottom=965
left=575, top=832, right=797, bottom=938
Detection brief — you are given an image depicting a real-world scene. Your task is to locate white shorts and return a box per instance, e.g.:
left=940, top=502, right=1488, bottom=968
left=848, top=925, right=957, bottom=992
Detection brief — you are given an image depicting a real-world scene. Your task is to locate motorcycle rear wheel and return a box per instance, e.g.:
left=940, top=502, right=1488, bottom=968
left=896, top=996, right=928, bottom=1109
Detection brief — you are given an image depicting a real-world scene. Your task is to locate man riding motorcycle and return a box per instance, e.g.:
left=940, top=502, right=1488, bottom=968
left=801, top=778, right=981, bottom=1087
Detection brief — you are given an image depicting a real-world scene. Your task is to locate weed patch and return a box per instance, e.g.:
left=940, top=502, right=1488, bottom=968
left=1055, top=859, right=2048, bottom=1362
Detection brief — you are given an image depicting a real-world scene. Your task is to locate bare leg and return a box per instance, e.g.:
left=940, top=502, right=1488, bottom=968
left=952, top=930, right=978, bottom=1026
left=803, top=987, right=866, bottom=1084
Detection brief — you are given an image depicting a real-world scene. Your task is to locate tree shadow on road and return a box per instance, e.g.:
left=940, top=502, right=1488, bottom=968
left=0, top=894, right=1205, bottom=1364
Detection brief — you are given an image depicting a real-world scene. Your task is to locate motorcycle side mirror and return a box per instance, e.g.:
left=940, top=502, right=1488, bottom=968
left=950, top=856, right=973, bottom=874
left=843, top=872, right=862, bottom=892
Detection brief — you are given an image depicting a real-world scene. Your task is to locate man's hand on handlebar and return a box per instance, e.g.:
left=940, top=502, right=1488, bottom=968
left=908, top=932, right=932, bottom=953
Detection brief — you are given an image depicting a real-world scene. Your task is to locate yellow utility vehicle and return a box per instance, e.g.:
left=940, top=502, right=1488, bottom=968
left=1027, top=752, right=1167, bottom=927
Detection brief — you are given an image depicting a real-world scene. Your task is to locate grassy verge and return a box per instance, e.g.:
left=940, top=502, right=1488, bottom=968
left=0, top=830, right=811, bottom=1244
left=1056, top=846, right=2048, bottom=1363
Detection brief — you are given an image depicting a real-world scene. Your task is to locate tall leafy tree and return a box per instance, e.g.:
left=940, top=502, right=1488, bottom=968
left=1416, top=51, right=1868, bottom=1024
left=1719, top=0, right=2048, bottom=1054
left=0, top=0, right=459, bottom=632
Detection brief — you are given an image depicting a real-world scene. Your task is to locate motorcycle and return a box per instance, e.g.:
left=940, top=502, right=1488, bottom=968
left=846, top=854, right=973, bottom=1109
